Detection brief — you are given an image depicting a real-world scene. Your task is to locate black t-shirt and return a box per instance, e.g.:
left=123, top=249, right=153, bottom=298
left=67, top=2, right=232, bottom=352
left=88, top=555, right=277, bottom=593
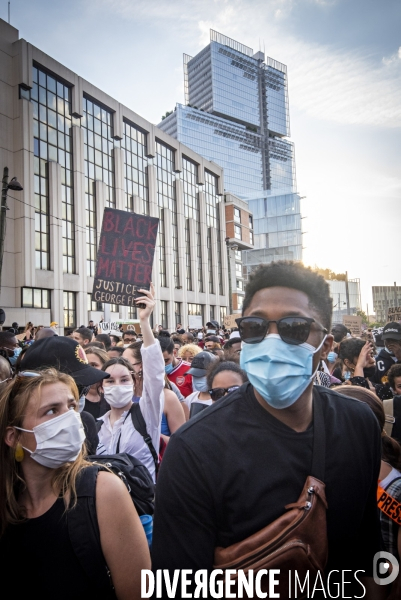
left=152, top=384, right=381, bottom=581
left=83, top=395, right=110, bottom=420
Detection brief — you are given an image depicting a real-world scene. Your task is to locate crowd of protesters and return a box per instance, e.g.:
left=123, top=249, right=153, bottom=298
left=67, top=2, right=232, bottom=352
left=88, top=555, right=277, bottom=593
left=1, top=263, right=401, bottom=598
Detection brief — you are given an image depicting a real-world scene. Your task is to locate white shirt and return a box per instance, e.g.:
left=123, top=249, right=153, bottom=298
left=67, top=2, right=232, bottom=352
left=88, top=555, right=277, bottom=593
left=96, top=342, right=165, bottom=482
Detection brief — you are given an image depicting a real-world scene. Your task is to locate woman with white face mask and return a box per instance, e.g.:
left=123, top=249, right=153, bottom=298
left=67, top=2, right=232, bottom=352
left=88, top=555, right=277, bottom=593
left=0, top=368, right=150, bottom=599
left=96, top=285, right=165, bottom=483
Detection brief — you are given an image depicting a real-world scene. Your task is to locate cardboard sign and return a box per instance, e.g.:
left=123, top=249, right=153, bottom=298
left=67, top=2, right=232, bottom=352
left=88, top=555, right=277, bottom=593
left=224, top=314, right=239, bottom=329
left=92, top=208, right=159, bottom=308
left=388, top=307, right=401, bottom=322
left=342, top=315, right=362, bottom=336
left=188, top=315, right=203, bottom=329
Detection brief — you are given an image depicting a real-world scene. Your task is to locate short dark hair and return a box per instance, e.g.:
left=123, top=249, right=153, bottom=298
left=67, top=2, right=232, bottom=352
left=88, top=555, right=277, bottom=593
left=158, top=335, right=174, bottom=354
left=86, top=341, right=106, bottom=349
left=205, top=335, right=220, bottom=344
left=123, top=330, right=136, bottom=339
left=108, top=346, right=124, bottom=356
left=338, top=338, right=365, bottom=362
left=0, top=331, right=17, bottom=346
left=206, top=359, right=248, bottom=390
left=95, top=333, right=111, bottom=350
left=388, top=364, right=401, bottom=390
left=75, top=327, right=93, bottom=343
left=183, top=332, right=194, bottom=343
left=242, top=261, right=332, bottom=330
left=109, top=334, right=121, bottom=344
left=223, top=337, right=242, bottom=350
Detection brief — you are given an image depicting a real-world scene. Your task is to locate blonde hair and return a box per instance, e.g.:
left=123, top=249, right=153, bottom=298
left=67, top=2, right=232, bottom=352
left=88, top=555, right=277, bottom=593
left=0, top=368, right=91, bottom=537
left=178, top=344, right=202, bottom=360
left=84, top=346, right=109, bottom=366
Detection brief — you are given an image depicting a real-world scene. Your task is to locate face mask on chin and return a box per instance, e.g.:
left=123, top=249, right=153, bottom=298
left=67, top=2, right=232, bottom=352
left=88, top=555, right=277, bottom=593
left=240, top=333, right=327, bottom=409
left=15, top=410, right=85, bottom=469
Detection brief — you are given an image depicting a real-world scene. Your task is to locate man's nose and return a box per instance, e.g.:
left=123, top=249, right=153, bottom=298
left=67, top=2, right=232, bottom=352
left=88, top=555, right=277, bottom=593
left=267, top=321, right=279, bottom=335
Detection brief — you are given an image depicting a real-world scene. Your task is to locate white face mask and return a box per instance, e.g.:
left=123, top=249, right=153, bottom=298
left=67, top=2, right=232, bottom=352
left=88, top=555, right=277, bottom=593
left=15, top=409, right=85, bottom=469
left=103, top=384, right=133, bottom=408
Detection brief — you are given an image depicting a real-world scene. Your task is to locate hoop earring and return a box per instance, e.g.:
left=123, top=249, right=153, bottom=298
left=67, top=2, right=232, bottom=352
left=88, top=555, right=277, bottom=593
left=15, top=443, right=24, bottom=463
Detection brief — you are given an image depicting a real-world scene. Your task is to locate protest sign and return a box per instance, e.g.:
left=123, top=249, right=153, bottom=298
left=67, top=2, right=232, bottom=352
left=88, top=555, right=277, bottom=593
left=92, top=208, right=159, bottom=308
left=342, top=315, right=362, bottom=336
left=224, top=314, right=238, bottom=329
left=388, top=306, right=401, bottom=322
left=188, top=315, right=203, bottom=329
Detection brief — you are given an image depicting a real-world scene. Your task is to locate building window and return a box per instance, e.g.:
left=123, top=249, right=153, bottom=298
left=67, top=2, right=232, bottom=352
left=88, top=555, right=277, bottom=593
left=234, top=224, right=242, bottom=240
left=88, top=293, right=103, bottom=312
left=236, top=279, right=243, bottom=291
left=122, top=120, right=149, bottom=215
left=155, top=141, right=179, bottom=288
left=32, top=66, right=75, bottom=272
left=235, top=262, right=242, bottom=276
left=220, top=306, right=227, bottom=324
left=174, top=302, right=182, bottom=326
left=182, top=158, right=203, bottom=292
left=22, top=287, right=51, bottom=309
left=160, top=301, right=168, bottom=329
left=234, top=249, right=242, bottom=260
left=127, top=307, right=137, bottom=319
left=82, top=97, right=115, bottom=275
left=188, top=303, right=202, bottom=315
left=249, top=215, right=253, bottom=228
left=210, top=305, right=215, bottom=322
left=204, top=172, right=223, bottom=295
left=63, top=291, right=76, bottom=328
left=237, top=295, right=244, bottom=310
left=249, top=230, right=254, bottom=245
left=234, top=207, right=241, bottom=223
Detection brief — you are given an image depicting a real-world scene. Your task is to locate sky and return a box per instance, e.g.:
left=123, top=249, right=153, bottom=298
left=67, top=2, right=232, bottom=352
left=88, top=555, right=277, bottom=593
left=2, top=0, right=400, bottom=314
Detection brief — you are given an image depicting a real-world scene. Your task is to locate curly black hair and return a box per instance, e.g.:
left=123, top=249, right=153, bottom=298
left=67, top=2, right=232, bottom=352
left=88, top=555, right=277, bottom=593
left=388, top=363, right=401, bottom=390
left=338, top=338, right=365, bottom=362
left=206, top=359, right=248, bottom=390
left=242, top=261, right=333, bottom=329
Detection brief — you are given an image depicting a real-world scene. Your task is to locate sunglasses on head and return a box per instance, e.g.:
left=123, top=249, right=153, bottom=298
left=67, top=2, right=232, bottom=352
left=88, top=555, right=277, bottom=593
left=209, top=385, right=240, bottom=401
left=235, top=316, right=327, bottom=345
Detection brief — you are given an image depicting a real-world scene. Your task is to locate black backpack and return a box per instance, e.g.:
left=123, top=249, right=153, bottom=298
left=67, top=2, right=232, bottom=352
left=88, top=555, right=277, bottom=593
left=86, top=452, right=155, bottom=516
left=97, top=402, right=160, bottom=477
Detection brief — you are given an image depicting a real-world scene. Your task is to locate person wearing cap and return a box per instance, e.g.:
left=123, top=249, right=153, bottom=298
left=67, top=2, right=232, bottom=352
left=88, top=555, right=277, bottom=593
left=158, top=335, right=193, bottom=398
left=371, top=322, right=401, bottom=385
left=183, top=352, right=218, bottom=418
left=20, top=336, right=110, bottom=454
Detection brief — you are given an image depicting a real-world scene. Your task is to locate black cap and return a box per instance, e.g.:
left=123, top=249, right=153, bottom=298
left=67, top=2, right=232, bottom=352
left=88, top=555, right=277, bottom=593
left=383, top=322, right=401, bottom=340
left=21, top=337, right=110, bottom=386
left=184, top=351, right=217, bottom=377
left=206, top=320, right=219, bottom=329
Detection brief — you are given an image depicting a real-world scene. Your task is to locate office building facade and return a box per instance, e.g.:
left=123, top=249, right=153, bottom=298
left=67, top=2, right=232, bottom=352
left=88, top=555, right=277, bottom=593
left=0, top=19, right=229, bottom=332
left=158, top=30, right=302, bottom=266
left=372, top=285, right=401, bottom=324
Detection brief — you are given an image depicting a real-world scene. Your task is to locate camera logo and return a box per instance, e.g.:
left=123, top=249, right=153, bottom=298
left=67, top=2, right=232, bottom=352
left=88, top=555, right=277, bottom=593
left=373, top=551, right=399, bottom=585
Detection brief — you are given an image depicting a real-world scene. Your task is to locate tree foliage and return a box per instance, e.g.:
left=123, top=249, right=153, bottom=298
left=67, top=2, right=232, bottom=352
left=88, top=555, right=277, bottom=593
left=312, top=266, right=346, bottom=281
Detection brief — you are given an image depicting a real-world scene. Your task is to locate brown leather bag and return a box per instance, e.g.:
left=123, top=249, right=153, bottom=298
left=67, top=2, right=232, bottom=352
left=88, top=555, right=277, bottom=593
left=213, top=399, right=328, bottom=599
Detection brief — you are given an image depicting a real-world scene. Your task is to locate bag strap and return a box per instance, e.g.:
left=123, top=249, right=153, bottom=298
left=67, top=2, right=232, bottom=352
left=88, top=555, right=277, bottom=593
left=115, top=404, right=159, bottom=474
left=311, top=394, right=326, bottom=482
left=378, top=477, right=401, bottom=525
left=383, top=398, right=395, bottom=437
left=67, top=466, right=114, bottom=592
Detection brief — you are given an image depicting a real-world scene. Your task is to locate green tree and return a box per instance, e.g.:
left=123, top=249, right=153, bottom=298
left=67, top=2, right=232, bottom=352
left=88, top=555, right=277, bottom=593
left=312, top=265, right=346, bottom=281
left=356, top=310, right=369, bottom=325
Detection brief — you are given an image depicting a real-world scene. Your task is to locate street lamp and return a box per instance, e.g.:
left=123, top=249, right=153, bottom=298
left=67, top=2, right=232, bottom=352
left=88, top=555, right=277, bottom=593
left=1, top=167, right=23, bottom=293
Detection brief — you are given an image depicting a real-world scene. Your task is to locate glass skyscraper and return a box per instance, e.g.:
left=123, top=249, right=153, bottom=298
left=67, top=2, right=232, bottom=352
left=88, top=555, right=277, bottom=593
left=159, top=30, right=302, bottom=267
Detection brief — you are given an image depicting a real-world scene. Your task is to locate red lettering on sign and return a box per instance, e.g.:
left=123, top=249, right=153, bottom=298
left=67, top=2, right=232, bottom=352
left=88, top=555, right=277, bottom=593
left=123, top=217, right=135, bottom=236
left=103, top=210, right=115, bottom=232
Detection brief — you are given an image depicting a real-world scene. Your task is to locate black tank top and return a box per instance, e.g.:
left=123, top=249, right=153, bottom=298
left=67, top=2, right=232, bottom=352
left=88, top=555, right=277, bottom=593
left=0, top=496, right=112, bottom=599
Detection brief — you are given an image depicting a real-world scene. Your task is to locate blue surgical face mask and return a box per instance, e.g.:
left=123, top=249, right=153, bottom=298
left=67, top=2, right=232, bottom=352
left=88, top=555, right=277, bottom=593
left=78, top=395, right=86, bottom=413
left=165, top=362, right=174, bottom=375
left=240, top=333, right=326, bottom=409
left=9, top=347, right=22, bottom=366
left=192, top=376, right=209, bottom=393
left=327, top=351, right=338, bottom=363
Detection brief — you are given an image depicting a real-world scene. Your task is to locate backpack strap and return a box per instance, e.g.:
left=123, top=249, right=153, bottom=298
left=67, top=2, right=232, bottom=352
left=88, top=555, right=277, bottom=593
left=115, top=404, right=159, bottom=475
left=383, top=398, right=395, bottom=437
left=130, top=403, right=159, bottom=475
left=67, top=465, right=114, bottom=593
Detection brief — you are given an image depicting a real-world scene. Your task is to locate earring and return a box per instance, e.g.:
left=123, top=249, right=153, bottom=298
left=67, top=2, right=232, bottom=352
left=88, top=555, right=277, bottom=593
left=15, top=443, right=24, bottom=462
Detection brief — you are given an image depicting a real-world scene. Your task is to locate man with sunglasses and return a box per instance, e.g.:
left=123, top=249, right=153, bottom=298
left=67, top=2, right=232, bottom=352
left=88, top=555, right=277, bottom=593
left=153, top=261, right=382, bottom=597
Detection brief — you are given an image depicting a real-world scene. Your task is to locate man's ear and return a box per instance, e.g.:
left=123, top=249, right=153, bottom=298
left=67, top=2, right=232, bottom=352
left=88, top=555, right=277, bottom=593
left=320, top=334, right=334, bottom=360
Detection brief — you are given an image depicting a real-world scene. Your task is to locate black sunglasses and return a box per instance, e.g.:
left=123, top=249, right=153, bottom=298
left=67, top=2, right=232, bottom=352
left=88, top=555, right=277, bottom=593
left=209, top=386, right=240, bottom=401
left=235, top=316, right=327, bottom=345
